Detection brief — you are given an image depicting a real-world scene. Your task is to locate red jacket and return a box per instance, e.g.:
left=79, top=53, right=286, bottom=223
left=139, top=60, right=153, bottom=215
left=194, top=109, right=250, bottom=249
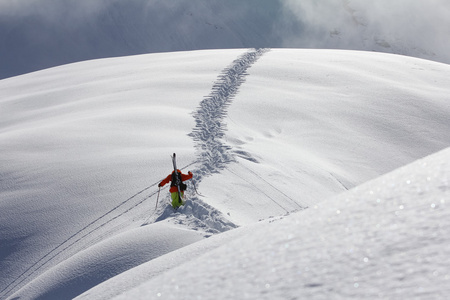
left=159, top=170, right=193, bottom=193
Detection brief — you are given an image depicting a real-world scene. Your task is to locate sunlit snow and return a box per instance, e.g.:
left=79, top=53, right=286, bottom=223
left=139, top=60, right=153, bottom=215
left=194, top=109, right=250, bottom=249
left=1, top=48, right=449, bottom=300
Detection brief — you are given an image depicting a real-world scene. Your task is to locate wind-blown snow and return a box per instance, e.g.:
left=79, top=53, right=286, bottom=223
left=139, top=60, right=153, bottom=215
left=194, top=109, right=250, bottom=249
left=1, top=49, right=450, bottom=299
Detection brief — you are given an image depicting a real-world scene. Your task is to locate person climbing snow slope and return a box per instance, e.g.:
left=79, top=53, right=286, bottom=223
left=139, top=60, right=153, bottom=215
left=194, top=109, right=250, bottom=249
left=158, top=169, right=193, bottom=209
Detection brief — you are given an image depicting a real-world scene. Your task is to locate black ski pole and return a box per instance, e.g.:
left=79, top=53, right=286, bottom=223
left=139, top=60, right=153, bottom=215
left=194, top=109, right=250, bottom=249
left=192, top=179, right=204, bottom=197
left=142, top=186, right=161, bottom=226
left=155, top=186, right=161, bottom=211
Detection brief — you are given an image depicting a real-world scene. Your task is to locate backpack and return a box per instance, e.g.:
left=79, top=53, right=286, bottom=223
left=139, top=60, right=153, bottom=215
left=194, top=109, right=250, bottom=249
left=170, top=171, right=187, bottom=191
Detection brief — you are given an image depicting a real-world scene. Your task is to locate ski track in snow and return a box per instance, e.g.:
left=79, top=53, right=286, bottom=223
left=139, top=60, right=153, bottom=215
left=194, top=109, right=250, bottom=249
left=226, top=163, right=306, bottom=214
left=148, top=48, right=272, bottom=232
left=0, top=181, right=163, bottom=299
left=190, top=48, right=269, bottom=178
left=1, top=48, right=270, bottom=299
left=183, top=47, right=308, bottom=224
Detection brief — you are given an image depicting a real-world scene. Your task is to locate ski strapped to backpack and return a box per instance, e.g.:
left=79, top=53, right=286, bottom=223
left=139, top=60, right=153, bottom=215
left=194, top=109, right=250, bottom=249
left=171, top=171, right=187, bottom=191
left=171, top=153, right=184, bottom=205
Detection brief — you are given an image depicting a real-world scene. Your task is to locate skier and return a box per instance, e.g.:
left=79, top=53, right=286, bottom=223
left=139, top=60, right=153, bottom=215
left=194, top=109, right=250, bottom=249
left=158, top=169, right=193, bottom=209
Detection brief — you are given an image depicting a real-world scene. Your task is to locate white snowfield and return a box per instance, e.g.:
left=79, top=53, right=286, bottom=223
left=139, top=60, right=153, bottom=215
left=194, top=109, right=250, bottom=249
left=1, top=49, right=449, bottom=300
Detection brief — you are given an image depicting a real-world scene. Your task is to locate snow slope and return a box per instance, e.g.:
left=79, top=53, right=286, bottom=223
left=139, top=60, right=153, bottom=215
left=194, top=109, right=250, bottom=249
left=0, top=49, right=246, bottom=299
left=1, top=48, right=450, bottom=299
left=1, top=0, right=449, bottom=79
left=113, top=145, right=450, bottom=300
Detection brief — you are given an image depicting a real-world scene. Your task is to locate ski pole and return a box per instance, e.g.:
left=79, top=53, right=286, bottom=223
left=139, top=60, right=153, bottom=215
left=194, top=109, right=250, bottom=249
left=155, top=186, right=161, bottom=211
left=142, top=186, right=161, bottom=226
left=192, top=180, right=204, bottom=197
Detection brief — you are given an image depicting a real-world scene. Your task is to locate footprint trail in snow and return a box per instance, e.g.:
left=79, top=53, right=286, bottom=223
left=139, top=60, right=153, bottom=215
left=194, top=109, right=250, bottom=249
left=149, top=48, right=269, bottom=233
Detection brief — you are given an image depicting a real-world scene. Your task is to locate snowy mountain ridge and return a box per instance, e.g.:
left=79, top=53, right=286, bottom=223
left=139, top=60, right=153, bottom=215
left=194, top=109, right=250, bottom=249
left=1, top=47, right=450, bottom=299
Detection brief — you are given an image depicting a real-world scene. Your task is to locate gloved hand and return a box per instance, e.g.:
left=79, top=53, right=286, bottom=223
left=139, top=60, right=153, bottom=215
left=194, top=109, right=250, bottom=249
left=158, top=183, right=162, bottom=187
left=188, top=171, right=193, bottom=176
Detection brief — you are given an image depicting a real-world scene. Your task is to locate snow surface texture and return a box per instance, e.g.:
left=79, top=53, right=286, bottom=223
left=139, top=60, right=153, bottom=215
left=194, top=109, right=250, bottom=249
left=1, top=0, right=450, bottom=79
left=113, top=147, right=450, bottom=300
left=1, top=49, right=450, bottom=299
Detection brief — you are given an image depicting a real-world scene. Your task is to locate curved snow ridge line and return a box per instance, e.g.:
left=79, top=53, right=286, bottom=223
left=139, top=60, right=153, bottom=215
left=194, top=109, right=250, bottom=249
left=190, top=48, right=269, bottom=181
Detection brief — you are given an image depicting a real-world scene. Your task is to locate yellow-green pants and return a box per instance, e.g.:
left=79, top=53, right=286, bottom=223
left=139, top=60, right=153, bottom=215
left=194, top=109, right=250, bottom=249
left=171, top=191, right=185, bottom=209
